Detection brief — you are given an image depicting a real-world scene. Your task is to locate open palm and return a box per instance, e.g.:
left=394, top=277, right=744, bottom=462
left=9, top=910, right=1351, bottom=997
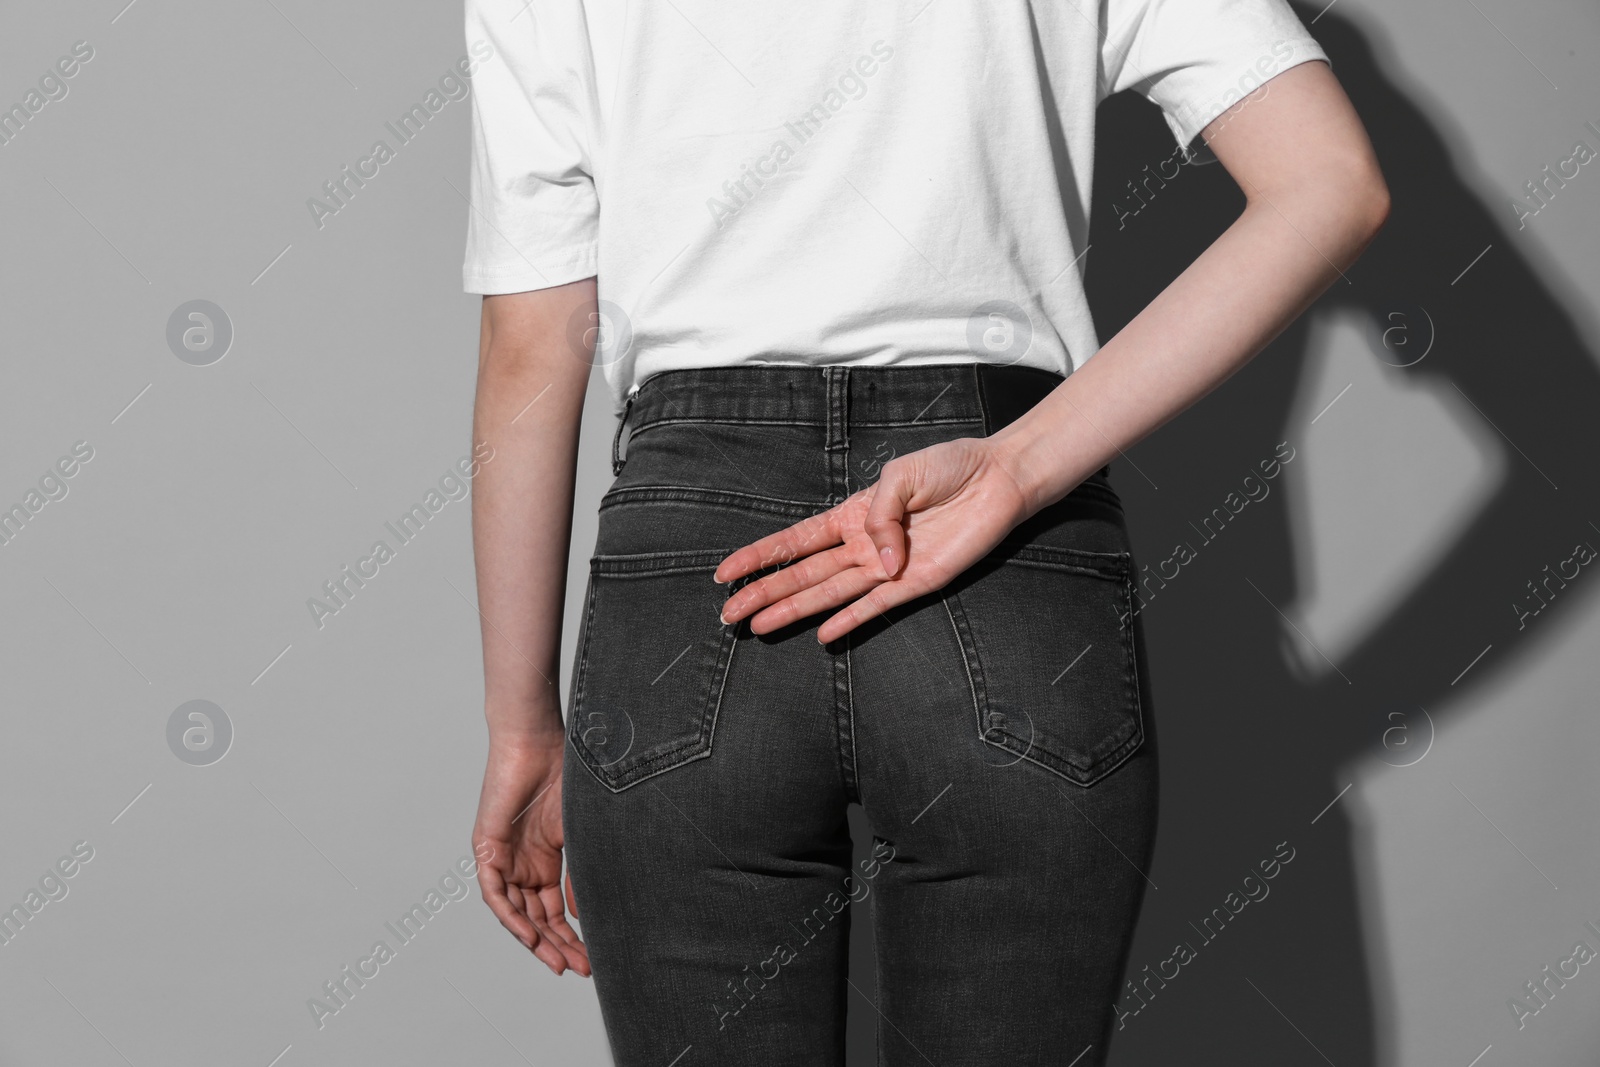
left=715, top=437, right=1034, bottom=643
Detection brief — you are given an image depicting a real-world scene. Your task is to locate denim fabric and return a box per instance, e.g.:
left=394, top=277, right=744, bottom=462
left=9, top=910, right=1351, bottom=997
left=563, top=364, right=1159, bottom=1066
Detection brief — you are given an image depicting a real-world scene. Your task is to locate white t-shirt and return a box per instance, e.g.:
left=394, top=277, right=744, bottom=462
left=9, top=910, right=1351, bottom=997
left=462, top=0, right=1329, bottom=414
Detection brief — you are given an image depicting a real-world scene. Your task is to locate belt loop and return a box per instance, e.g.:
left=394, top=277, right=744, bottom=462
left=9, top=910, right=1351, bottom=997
left=611, top=393, right=634, bottom=476
left=824, top=366, right=850, bottom=452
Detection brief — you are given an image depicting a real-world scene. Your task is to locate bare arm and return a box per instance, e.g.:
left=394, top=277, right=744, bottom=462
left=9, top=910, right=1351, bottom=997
left=472, top=282, right=595, bottom=726
left=470, top=279, right=596, bottom=976
left=718, top=60, right=1390, bottom=641
left=991, top=60, right=1390, bottom=512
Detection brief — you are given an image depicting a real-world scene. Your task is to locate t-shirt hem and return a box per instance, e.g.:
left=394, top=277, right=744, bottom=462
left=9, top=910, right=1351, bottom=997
left=462, top=247, right=599, bottom=295
left=1163, top=39, right=1331, bottom=150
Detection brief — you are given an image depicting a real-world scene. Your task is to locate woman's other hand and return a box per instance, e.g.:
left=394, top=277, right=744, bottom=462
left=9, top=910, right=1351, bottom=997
left=469, top=282, right=594, bottom=976
left=472, top=732, right=591, bottom=976
left=715, top=437, right=1036, bottom=644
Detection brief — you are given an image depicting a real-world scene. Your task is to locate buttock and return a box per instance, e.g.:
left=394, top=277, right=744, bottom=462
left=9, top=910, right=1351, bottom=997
left=567, top=404, right=1141, bottom=796
left=559, top=364, right=1157, bottom=1066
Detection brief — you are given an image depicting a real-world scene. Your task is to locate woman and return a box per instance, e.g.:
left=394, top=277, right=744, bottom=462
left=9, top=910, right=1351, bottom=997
left=461, top=0, right=1387, bottom=1062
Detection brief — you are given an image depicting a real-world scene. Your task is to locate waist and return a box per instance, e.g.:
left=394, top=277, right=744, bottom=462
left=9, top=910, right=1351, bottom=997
left=597, top=361, right=1126, bottom=562
left=627, top=363, right=1104, bottom=476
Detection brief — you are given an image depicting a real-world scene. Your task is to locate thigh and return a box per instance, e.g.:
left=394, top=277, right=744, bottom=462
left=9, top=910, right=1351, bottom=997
left=562, top=498, right=858, bottom=1066
left=849, top=493, right=1161, bottom=1066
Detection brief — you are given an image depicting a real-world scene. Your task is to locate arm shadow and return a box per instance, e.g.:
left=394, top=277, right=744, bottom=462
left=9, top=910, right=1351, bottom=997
left=1089, top=6, right=1600, bottom=1063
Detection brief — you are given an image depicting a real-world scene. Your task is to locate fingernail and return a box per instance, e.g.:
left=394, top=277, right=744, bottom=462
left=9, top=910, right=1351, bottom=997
left=879, top=546, right=896, bottom=575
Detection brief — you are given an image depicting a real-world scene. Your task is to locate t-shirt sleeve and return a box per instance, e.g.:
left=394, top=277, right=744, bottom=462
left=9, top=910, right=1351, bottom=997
left=1098, top=0, right=1331, bottom=151
left=462, top=0, right=599, bottom=295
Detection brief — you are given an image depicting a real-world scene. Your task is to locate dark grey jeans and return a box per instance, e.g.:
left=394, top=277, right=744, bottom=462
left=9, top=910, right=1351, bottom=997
left=563, top=363, right=1159, bottom=1066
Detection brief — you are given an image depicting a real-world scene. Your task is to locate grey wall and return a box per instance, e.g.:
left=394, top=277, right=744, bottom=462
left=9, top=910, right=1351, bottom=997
left=1, top=1, right=1596, bottom=1065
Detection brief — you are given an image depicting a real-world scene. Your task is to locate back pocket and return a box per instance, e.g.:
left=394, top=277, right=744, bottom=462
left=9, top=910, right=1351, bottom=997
left=567, top=550, right=739, bottom=793
left=945, top=543, right=1144, bottom=787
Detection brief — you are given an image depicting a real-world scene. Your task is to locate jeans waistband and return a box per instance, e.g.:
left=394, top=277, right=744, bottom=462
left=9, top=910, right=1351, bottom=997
left=626, top=363, right=1070, bottom=436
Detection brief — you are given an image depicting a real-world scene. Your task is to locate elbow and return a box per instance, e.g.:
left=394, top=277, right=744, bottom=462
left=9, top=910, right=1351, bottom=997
left=1334, top=170, right=1391, bottom=270
left=1247, top=155, right=1392, bottom=244
left=1270, top=164, right=1391, bottom=262
left=1357, top=170, right=1392, bottom=241
left=1329, top=152, right=1392, bottom=242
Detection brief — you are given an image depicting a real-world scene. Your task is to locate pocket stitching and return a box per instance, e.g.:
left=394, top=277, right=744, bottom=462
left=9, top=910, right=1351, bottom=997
left=590, top=548, right=734, bottom=575
left=945, top=558, right=1145, bottom=788
left=598, top=486, right=824, bottom=520
left=944, top=596, right=989, bottom=762
left=994, top=542, right=1131, bottom=579
left=567, top=551, right=738, bottom=794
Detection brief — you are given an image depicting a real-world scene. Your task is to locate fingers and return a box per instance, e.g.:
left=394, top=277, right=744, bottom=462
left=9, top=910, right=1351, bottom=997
left=506, top=883, right=564, bottom=973
left=817, top=574, right=933, bottom=645
left=720, top=543, right=859, bottom=625
left=479, top=863, right=541, bottom=956
left=714, top=502, right=848, bottom=584
left=480, top=861, right=590, bottom=977
left=526, top=882, right=591, bottom=977
left=539, top=883, right=591, bottom=971
left=751, top=565, right=884, bottom=637
left=863, top=463, right=912, bottom=579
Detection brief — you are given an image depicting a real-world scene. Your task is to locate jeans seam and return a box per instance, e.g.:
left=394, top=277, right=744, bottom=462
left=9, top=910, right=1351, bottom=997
left=598, top=485, right=823, bottom=519
left=627, top=416, right=824, bottom=438
left=988, top=544, right=1131, bottom=580
left=589, top=549, right=733, bottom=575
left=845, top=633, right=861, bottom=804
left=611, top=394, right=633, bottom=476
left=944, top=596, right=988, bottom=750
left=1111, top=570, right=1148, bottom=780
left=827, top=367, right=856, bottom=801
left=566, top=573, right=604, bottom=787
left=629, top=415, right=982, bottom=434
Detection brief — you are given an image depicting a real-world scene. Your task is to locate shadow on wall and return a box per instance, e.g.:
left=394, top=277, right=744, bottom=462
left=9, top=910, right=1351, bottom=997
left=1081, top=5, right=1600, bottom=1066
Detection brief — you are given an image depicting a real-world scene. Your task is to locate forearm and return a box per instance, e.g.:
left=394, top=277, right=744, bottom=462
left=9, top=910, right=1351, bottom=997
left=471, top=282, right=595, bottom=746
left=991, top=62, right=1389, bottom=516
left=992, top=188, right=1381, bottom=512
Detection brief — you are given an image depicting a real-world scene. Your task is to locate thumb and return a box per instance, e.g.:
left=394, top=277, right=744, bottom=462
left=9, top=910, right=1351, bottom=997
left=863, top=461, right=912, bottom=579
left=565, top=868, right=580, bottom=920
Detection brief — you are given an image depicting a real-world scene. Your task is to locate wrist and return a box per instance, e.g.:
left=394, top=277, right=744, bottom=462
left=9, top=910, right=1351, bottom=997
left=486, top=732, right=566, bottom=769
left=987, top=424, right=1063, bottom=519
left=484, top=699, right=566, bottom=757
